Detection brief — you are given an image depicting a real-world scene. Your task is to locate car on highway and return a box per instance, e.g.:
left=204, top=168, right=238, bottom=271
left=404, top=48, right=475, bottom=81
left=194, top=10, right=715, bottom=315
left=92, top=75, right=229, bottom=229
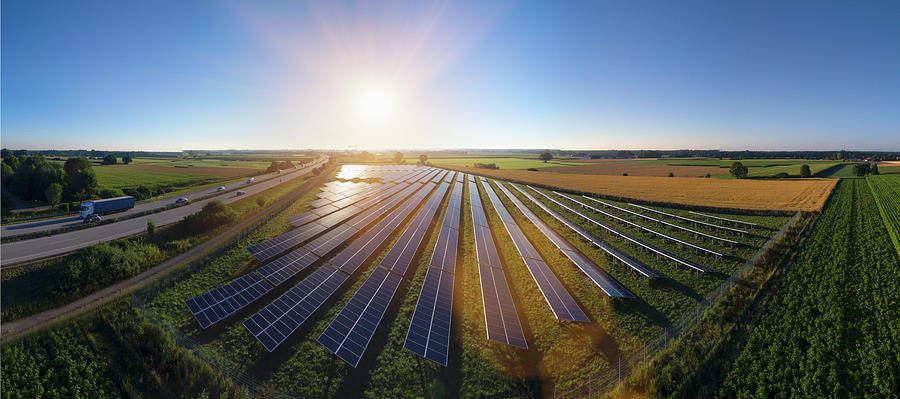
left=175, top=197, right=189, bottom=204
left=83, top=214, right=101, bottom=224
left=236, top=190, right=246, bottom=196
left=216, top=186, right=226, bottom=192
left=246, top=177, right=255, bottom=183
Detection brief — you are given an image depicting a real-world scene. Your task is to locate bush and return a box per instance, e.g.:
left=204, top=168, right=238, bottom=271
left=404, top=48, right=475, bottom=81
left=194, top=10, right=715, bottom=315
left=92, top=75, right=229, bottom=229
left=256, top=197, right=267, bottom=207
left=98, top=188, right=125, bottom=198
left=800, top=164, right=811, bottom=178
left=102, top=154, right=117, bottom=165
left=474, top=163, right=499, bottom=169
left=177, top=200, right=235, bottom=235
left=730, top=162, right=748, bottom=179
left=147, top=219, right=157, bottom=237
left=54, top=241, right=162, bottom=295
left=668, top=172, right=675, bottom=177
left=527, top=168, right=538, bottom=171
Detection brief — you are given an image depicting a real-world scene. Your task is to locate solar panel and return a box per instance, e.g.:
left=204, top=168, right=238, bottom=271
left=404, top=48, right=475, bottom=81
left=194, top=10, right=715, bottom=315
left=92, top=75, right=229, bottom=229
left=478, top=263, right=527, bottom=348
left=501, top=183, right=638, bottom=297
left=287, top=211, right=319, bottom=227
left=317, top=267, right=403, bottom=367
left=243, top=265, right=349, bottom=352
left=380, top=183, right=449, bottom=275
left=248, top=222, right=328, bottom=262
left=257, top=247, right=320, bottom=286
left=404, top=267, right=454, bottom=365
left=185, top=273, right=274, bottom=329
left=429, top=225, right=459, bottom=273
left=311, top=203, right=339, bottom=217
left=481, top=181, right=589, bottom=322
left=473, top=224, right=503, bottom=268
left=309, top=198, right=333, bottom=208
left=305, top=224, right=358, bottom=256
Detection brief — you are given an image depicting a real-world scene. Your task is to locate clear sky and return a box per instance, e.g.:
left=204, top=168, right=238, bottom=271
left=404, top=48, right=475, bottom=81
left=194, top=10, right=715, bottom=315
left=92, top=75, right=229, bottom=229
left=2, top=1, right=899, bottom=151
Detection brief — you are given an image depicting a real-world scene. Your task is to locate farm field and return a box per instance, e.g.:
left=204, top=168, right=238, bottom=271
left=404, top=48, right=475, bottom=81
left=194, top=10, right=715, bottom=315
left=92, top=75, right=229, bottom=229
left=719, top=179, right=900, bottom=397
left=130, top=157, right=272, bottom=170
left=536, top=163, right=726, bottom=177
left=93, top=166, right=223, bottom=191
left=867, top=174, right=900, bottom=256
left=747, top=163, right=841, bottom=177
left=425, top=157, right=583, bottom=170
left=440, top=166, right=837, bottom=211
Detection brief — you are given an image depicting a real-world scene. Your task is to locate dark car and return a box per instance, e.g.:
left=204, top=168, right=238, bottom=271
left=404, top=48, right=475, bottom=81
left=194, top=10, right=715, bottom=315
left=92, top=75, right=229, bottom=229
left=83, top=214, right=101, bottom=224
left=236, top=190, right=246, bottom=196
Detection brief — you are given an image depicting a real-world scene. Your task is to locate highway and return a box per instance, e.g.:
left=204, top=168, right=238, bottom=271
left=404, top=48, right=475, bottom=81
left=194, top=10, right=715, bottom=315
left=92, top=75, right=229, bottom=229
left=1, top=158, right=323, bottom=238
left=0, top=156, right=328, bottom=267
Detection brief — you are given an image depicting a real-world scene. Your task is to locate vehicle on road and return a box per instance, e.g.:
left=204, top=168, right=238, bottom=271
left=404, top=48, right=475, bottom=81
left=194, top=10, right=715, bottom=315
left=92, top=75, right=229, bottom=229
left=216, top=186, right=226, bottom=192
left=82, top=214, right=101, bottom=224
left=78, top=196, right=135, bottom=219
left=246, top=177, right=255, bottom=183
left=175, top=197, right=189, bottom=204
left=236, top=190, right=246, bottom=196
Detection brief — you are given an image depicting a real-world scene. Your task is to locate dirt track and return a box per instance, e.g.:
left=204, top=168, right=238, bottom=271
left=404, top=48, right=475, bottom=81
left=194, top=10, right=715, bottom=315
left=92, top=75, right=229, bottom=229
left=0, top=162, right=335, bottom=342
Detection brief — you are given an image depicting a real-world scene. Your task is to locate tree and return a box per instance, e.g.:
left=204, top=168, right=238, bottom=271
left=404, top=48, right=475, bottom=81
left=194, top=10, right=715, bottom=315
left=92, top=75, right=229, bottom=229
left=730, top=162, right=748, bottom=179
left=871, top=163, right=880, bottom=175
left=393, top=152, right=404, bottom=163
left=102, top=154, right=117, bottom=165
left=147, top=219, right=157, bottom=236
left=3, top=154, right=19, bottom=170
left=122, top=155, right=133, bottom=164
left=419, top=154, right=428, bottom=164
left=0, top=149, right=11, bottom=159
left=668, top=172, right=675, bottom=177
left=800, top=165, right=811, bottom=178
left=359, top=151, right=375, bottom=161
left=539, top=152, right=553, bottom=163
left=45, top=183, right=63, bottom=205
left=853, top=162, right=871, bottom=176
left=1, top=163, right=13, bottom=181
left=68, top=169, right=99, bottom=201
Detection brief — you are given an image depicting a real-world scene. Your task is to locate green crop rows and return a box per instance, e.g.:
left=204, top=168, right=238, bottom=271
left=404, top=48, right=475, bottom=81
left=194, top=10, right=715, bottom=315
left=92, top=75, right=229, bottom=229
left=867, top=174, right=900, bottom=256
left=720, top=179, right=900, bottom=397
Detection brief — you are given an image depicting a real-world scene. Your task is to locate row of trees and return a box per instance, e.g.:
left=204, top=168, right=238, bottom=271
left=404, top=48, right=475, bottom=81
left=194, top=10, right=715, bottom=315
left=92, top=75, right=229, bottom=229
left=854, top=162, right=880, bottom=176
left=2, top=155, right=99, bottom=204
left=265, top=160, right=294, bottom=172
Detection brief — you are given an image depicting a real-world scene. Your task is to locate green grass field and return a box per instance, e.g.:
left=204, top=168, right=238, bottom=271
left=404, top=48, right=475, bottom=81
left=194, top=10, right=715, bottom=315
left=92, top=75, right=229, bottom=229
left=424, top=157, right=584, bottom=169
left=131, top=157, right=272, bottom=169
left=747, top=163, right=841, bottom=177
left=93, top=166, right=220, bottom=191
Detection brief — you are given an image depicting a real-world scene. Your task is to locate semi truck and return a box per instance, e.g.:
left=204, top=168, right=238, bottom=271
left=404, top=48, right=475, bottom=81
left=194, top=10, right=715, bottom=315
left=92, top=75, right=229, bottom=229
left=79, top=196, right=135, bottom=219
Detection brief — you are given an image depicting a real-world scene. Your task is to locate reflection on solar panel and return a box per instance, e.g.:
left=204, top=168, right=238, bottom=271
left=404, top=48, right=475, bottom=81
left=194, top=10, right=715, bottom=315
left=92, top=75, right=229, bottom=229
left=247, top=222, right=328, bottom=262
left=516, top=184, right=665, bottom=279
left=305, top=224, right=358, bottom=256
left=380, top=182, right=449, bottom=275
left=481, top=180, right=589, bottom=322
left=243, top=265, right=349, bottom=351
left=185, top=273, right=274, bottom=329
left=257, top=247, right=320, bottom=286
left=501, top=182, right=642, bottom=295
left=468, top=179, right=527, bottom=348
left=318, top=267, right=403, bottom=367
left=404, top=267, right=454, bottom=365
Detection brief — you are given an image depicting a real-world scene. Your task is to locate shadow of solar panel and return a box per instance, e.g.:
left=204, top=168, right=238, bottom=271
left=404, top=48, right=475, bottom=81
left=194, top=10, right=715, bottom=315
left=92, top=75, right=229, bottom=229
left=185, top=273, right=274, bottom=329
left=477, top=263, right=527, bottom=348
left=243, top=266, right=349, bottom=352
left=257, top=247, right=320, bottom=286
left=318, top=267, right=403, bottom=367
left=287, top=211, right=319, bottom=227
left=404, top=267, right=454, bottom=366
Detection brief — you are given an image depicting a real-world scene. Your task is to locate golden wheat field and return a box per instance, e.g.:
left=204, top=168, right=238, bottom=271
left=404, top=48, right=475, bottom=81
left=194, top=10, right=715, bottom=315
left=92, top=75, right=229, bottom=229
left=444, top=166, right=837, bottom=211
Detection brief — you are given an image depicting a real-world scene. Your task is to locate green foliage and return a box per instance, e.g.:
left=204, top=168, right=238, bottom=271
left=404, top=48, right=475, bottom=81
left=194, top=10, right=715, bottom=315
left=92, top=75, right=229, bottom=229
left=102, top=154, right=117, bottom=165
left=266, top=160, right=293, bottom=172
left=98, top=188, right=124, bottom=198
left=394, top=152, right=404, bottom=163
left=729, top=162, right=748, bottom=179
left=721, top=180, right=900, bottom=397
left=55, top=241, right=163, bottom=295
left=65, top=157, right=99, bottom=201
left=147, top=219, right=158, bottom=237
left=3, top=153, right=20, bottom=170
left=800, top=164, right=811, bottom=178
left=1, top=162, right=13, bottom=180
left=853, top=162, right=880, bottom=176
left=473, top=162, right=499, bottom=169
left=44, top=182, right=63, bottom=205
left=540, top=151, right=553, bottom=162
left=122, top=155, right=133, bottom=164
left=668, top=172, right=674, bottom=177
left=10, top=155, right=66, bottom=202
left=867, top=174, right=900, bottom=257
left=177, top=200, right=236, bottom=235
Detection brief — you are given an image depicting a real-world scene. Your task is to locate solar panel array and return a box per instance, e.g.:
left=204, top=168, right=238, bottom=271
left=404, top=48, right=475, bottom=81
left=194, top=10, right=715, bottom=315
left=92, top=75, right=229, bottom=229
left=286, top=182, right=399, bottom=227
left=530, top=187, right=713, bottom=273
left=319, top=179, right=451, bottom=366
left=243, top=180, right=437, bottom=351
left=688, top=211, right=760, bottom=229
left=185, top=273, right=274, bottom=329
left=246, top=222, right=328, bottom=262
left=518, top=185, right=667, bottom=279
left=469, top=177, right=527, bottom=348
left=480, top=178, right=589, bottom=322
left=496, top=182, right=636, bottom=298
left=581, top=197, right=743, bottom=247
left=403, top=173, right=463, bottom=365
left=256, top=247, right=320, bottom=286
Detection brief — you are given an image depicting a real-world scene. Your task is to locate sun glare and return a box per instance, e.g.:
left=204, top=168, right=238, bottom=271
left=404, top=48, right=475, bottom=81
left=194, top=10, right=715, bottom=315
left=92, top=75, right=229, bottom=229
left=355, top=88, right=395, bottom=124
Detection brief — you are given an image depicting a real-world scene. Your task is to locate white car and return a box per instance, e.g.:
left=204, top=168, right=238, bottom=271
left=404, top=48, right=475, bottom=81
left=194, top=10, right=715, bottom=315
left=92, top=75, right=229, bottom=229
left=216, top=186, right=225, bottom=192
left=246, top=177, right=255, bottom=183
left=175, top=197, right=189, bottom=204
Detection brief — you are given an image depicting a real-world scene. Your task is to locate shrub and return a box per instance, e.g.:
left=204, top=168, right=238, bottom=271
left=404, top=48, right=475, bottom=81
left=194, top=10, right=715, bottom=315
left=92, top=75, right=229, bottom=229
left=474, top=163, right=499, bottom=169
left=98, top=188, right=125, bottom=198
left=177, top=200, right=235, bottom=235
left=147, top=219, right=157, bottom=237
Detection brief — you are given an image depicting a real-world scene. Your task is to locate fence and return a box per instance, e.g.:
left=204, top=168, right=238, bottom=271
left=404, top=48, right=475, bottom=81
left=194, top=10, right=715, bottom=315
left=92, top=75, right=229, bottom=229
left=553, top=211, right=803, bottom=398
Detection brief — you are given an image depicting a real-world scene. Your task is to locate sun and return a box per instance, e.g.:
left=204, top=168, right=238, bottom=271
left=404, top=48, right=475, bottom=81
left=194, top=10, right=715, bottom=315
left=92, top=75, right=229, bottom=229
left=355, top=87, right=395, bottom=124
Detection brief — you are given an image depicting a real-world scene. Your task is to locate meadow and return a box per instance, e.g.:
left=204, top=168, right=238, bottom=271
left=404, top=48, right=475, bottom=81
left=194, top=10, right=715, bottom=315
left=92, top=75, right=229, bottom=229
left=93, top=166, right=223, bottom=191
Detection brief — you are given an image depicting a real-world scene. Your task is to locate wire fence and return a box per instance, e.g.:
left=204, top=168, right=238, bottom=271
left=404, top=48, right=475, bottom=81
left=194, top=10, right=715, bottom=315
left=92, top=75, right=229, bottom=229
left=553, top=211, right=803, bottom=399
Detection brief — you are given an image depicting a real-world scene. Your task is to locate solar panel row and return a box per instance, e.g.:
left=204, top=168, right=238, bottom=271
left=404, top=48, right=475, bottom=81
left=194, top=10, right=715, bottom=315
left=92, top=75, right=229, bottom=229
left=688, top=211, right=759, bottom=229
left=318, top=267, right=404, bottom=367
left=404, top=266, right=454, bottom=365
left=286, top=182, right=398, bottom=227
left=380, top=182, right=450, bottom=276
left=256, top=247, right=320, bottom=286
left=244, top=182, right=437, bottom=352
left=497, top=182, right=636, bottom=298
left=247, top=221, right=328, bottom=262
left=243, top=265, right=349, bottom=352
left=185, top=273, right=274, bottom=329
left=532, top=188, right=713, bottom=273
left=468, top=178, right=527, bottom=348
left=480, top=180, right=589, bottom=322
left=518, top=184, right=667, bottom=279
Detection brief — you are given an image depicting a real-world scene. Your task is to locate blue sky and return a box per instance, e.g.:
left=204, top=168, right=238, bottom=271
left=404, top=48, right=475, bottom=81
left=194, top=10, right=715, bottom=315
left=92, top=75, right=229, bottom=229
left=2, top=0, right=898, bottom=151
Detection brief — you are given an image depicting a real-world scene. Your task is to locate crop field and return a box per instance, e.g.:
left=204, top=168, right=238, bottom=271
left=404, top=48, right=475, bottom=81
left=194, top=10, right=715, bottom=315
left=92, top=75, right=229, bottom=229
left=719, top=179, right=900, bottom=397
left=131, top=157, right=272, bottom=170
left=536, top=163, right=726, bottom=177
left=746, top=163, right=841, bottom=177
left=102, top=165, right=794, bottom=398
left=426, top=157, right=583, bottom=170
left=440, top=166, right=837, bottom=211
left=93, top=166, right=222, bottom=191
left=867, top=174, right=900, bottom=256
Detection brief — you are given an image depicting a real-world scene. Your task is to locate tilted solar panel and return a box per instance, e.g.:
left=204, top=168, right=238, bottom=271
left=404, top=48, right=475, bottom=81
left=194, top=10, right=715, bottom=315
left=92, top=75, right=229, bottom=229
left=478, top=263, right=527, bottom=348
left=185, top=273, right=274, bottom=329
left=317, top=267, right=403, bottom=367
left=404, top=267, right=454, bottom=366
left=256, top=247, right=321, bottom=286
